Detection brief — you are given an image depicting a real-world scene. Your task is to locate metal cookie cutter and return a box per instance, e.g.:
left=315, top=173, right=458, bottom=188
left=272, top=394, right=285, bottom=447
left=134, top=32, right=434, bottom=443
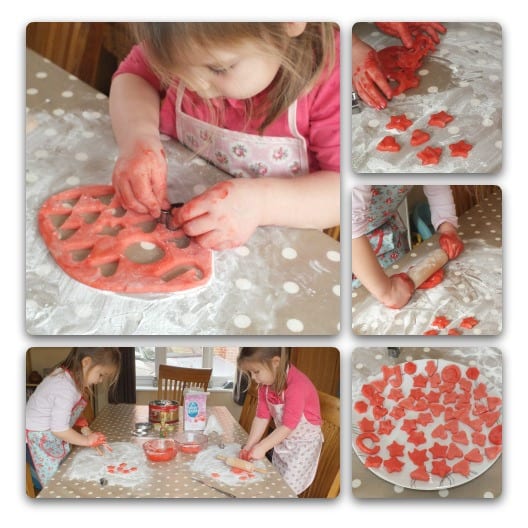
left=352, top=91, right=361, bottom=114
left=158, top=202, right=184, bottom=231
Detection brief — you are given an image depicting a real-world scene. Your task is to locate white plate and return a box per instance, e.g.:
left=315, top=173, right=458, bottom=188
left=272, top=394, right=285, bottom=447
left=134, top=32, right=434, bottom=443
left=352, top=359, right=502, bottom=490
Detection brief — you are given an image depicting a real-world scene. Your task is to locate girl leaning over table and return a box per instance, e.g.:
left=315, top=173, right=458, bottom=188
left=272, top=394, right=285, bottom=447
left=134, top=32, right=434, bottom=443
left=109, top=22, right=340, bottom=250
left=237, top=347, right=323, bottom=495
left=26, top=347, right=121, bottom=491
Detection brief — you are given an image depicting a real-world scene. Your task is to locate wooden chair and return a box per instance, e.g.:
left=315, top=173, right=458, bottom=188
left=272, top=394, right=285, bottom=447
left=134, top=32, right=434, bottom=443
left=324, top=225, right=340, bottom=241
left=238, top=379, right=259, bottom=434
left=299, top=390, right=340, bottom=498
left=157, top=365, right=212, bottom=404
left=26, top=461, right=37, bottom=498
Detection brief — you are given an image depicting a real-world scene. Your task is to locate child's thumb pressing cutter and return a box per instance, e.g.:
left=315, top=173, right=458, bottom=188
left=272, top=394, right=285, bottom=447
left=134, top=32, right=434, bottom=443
left=216, top=455, right=268, bottom=474
left=158, top=202, right=184, bottom=230
left=405, top=247, right=448, bottom=289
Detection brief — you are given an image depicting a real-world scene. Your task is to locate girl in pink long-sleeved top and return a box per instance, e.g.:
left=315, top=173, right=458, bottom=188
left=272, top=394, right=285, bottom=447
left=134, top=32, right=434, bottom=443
left=237, top=347, right=323, bottom=495
left=352, top=185, right=464, bottom=309
left=26, top=348, right=120, bottom=490
left=110, top=23, right=340, bottom=250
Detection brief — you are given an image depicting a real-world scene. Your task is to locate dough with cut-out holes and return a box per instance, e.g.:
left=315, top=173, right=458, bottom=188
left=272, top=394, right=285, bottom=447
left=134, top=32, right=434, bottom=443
left=38, top=185, right=213, bottom=293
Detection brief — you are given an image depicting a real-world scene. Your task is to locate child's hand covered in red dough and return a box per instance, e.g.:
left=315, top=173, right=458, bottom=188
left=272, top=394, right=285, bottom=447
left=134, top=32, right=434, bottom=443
left=352, top=37, right=393, bottom=110
left=174, top=180, right=263, bottom=250
left=381, top=273, right=415, bottom=309
left=374, top=22, right=446, bottom=48
left=86, top=431, right=107, bottom=447
left=437, top=222, right=464, bottom=259
left=112, top=141, right=170, bottom=218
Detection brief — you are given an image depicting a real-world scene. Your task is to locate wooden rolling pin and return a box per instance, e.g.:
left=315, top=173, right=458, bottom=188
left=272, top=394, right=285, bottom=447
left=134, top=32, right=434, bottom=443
left=216, top=455, right=268, bottom=473
left=405, top=248, right=449, bottom=289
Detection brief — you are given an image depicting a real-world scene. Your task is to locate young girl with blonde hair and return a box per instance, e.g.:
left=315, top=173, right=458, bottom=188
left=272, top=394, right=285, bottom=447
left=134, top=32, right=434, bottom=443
left=26, top=348, right=121, bottom=489
left=110, top=22, right=340, bottom=250
left=237, top=347, right=322, bottom=495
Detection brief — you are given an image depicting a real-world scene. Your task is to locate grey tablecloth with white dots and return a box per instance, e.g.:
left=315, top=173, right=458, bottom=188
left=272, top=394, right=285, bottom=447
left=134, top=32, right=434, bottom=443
left=352, top=188, right=502, bottom=335
left=351, top=347, right=502, bottom=499
left=36, top=405, right=296, bottom=499
left=25, top=49, right=340, bottom=335
left=352, top=22, right=502, bottom=173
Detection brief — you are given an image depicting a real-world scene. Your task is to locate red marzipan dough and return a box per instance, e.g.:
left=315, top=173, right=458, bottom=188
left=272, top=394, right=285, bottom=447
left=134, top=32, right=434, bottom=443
left=417, top=268, right=444, bottom=289
left=410, top=129, right=431, bottom=146
left=417, top=146, right=442, bottom=165
left=355, top=359, right=502, bottom=488
left=38, top=185, right=213, bottom=293
left=377, top=135, right=401, bottom=152
left=386, top=114, right=414, bottom=131
left=428, top=111, right=454, bottom=128
left=449, top=140, right=473, bottom=158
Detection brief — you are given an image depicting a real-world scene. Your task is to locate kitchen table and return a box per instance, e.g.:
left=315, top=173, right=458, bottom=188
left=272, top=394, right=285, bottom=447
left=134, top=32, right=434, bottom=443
left=36, top=404, right=297, bottom=499
left=26, top=49, right=340, bottom=335
left=352, top=347, right=502, bottom=499
left=352, top=22, right=502, bottom=173
left=352, top=187, right=502, bottom=335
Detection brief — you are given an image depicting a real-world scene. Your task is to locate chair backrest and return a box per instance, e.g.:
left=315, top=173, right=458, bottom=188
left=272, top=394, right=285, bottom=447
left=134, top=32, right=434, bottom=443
left=299, top=390, right=340, bottom=498
left=238, top=379, right=259, bottom=433
left=157, top=365, right=212, bottom=404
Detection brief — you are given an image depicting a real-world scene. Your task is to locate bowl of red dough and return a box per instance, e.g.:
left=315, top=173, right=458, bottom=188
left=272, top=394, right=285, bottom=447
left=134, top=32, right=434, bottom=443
left=174, top=431, right=208, bottom=454
left=143, top=438, right=178, bottom=462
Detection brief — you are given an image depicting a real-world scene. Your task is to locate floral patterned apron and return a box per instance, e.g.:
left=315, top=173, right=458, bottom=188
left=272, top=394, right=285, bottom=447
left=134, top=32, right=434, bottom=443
left=175, top=83, right=310, bottom=179
left=26, top=395, right=87, bottom=487
left=352, top=185, right=413, bottom=288
left=266, top=385, right=323, bottom=495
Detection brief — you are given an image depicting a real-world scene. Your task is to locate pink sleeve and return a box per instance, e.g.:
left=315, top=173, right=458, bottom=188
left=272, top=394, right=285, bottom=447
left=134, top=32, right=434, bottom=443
left=304, top=31, right=340, bottom=172
left=255, top=385, right=271, bottom=420
left=423, top=185, right=458, bottom=230
left=352, top=185, right=373, bottom=238
left=281, top=382, right=307, bottom=430
left=112, top=44, right=163, bottom=93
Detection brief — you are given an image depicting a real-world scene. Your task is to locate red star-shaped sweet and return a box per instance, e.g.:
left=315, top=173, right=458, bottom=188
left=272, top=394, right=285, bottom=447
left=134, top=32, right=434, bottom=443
left=429, top=403, right=445, bottom=417
left=431, top=459, right=452, bottom=478
left=377, top=135, right=401, bottom=152
left=365, top=455, right=383, bottom=468
left=425, top=390, right=441, bottom=403
left=425, top=360, right=437, bottom=377
left=444, top=419, right=459, bottom=434
left=474, top=383, right=488, bottom=400
left=417, top=412, right=433, bottom=426
left=358, top=417, right=375, bottom=432
left=401, top=419, right=418, bottom=434
left=410, top=465, right=430, bottom=482
left=383, top=457, right=405, bottom=473
left=481, top=410, right=501, bottom=428
left=459, top=378, right=472, bottom=392
left=449, top=140, right=473, bottom=158
left=471, top=432, right=486, bottom=446
left=417, top=146, right=442, bottom=165
left=389, top=406, right=406, bottom=419
left=460, top=316, right=479, bottom=329
left=410, top=388, right=425, bottom=401
left=487, top=396, right=502, bottom=410
left=372, top=405, right=388, bottom=420
left=410, top=129, right=431, bottom=146
left=386, top=441, right=405, bottom=458
left=428, top=110, right=454, bottom=128
left=386, top=114, right=413, bottom=131
left=448, top=328, right=461, bottom=335
left=432, top=316, right=450, bottom=328
left=387, top=387, right=404, bottom=401
left=408, top=448, right=429, bottom=465
left=407, top=430, right=427, bottom=446
left=452, top=430, right=469, bottom=445
left=413, top=374, right=429, bottom=388
left=378, top=419, right=395, bottom=435
left=429, top=442, right=449, bottom=459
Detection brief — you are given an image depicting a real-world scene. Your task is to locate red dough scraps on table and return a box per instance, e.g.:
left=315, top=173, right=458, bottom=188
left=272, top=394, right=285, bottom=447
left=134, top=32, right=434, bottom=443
left=377, top=135, right=401, bottom=152
left=428, top=111, right=454, bottom=128
left=417, top=146, right=442, bottom=165
left=410, top=129, right=431, bottom=146
left=38, top=185, right=213, bottom=293
left=354, top=359, right=502, bottom=488
left=432, top=316, right=450, bottom=329
left=449, top=140, right=473, bottom=158
left=386, top=114, right=413, bottom=132
left=423, top=329, right=439, bottom=335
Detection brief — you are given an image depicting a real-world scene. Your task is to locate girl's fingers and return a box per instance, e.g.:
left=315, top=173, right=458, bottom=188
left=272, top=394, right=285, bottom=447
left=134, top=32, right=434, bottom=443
left=181, top=213, right=216, bottom=238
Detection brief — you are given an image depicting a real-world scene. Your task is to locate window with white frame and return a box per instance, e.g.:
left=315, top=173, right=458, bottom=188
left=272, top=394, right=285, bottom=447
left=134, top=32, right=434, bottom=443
left=135, top=346, right=239, bottom=390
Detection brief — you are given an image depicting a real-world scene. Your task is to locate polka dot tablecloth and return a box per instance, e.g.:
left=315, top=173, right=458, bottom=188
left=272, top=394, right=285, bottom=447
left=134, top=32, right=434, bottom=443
left=352, top=22, right=502, bottom=173
left=352, top=189, right=502, bottom=335
left=352, top=347, right=502, bottom=499
left=36, top=405, right=296, bottom=499
left=26, top=49, right=340, bottom=335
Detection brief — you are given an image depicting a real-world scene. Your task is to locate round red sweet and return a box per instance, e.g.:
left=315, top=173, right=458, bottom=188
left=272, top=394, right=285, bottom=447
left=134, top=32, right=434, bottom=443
left=441, top=364, right=461, bottom=384
left=489, top=424, right=502, bottom=445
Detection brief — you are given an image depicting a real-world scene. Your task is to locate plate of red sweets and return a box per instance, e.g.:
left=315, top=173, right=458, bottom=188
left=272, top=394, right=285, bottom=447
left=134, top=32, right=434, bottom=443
left=353, top=359, right=502, bottom=490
